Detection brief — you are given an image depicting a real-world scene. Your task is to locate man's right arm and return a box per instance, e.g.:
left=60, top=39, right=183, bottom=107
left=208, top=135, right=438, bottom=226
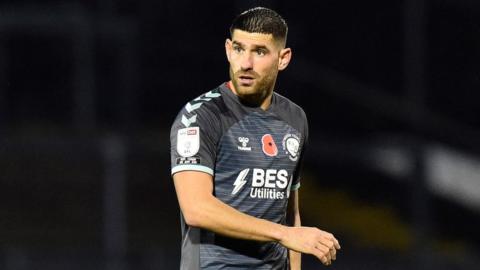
left=173, top=170, right=340, bottom=265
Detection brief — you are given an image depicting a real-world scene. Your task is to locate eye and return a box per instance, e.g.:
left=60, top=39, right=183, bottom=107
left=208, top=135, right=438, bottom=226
left=256, top=49, right=267, bottom=56
left=233, top=45, right=243, bottom=53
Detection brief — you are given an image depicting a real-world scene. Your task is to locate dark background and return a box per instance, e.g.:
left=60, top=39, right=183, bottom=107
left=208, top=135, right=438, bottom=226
left=1, top=0, right=480, bottom=269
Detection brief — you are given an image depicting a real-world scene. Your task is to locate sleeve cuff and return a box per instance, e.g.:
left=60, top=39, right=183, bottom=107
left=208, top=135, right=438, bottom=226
left=171, top=164, right=214, bottom=176
left=291, top=182, right=301, bottom=191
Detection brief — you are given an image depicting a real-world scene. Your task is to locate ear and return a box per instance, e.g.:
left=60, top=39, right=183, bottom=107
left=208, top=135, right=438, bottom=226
left=278, top=48, right=292, bottom=71
left=225, top=39, right=232, bottom=62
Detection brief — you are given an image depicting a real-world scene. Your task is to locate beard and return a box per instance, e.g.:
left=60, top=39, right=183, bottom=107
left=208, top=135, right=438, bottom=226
left=230, top=67, right=278, bottom=107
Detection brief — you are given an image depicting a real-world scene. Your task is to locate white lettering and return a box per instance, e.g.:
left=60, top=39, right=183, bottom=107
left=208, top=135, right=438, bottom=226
left=276, top=169, right=288, bottom=188
left=249, top=188, right=285, bottom=199
left=265, top=169, right=277, bottom=188
left=252, top=168, right=265, bottom=187
left=251, top=168, right=290, bottom=189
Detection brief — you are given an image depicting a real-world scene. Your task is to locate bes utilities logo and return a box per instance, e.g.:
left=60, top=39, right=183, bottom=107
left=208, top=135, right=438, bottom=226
left=231, top=168, right=292, bottom=199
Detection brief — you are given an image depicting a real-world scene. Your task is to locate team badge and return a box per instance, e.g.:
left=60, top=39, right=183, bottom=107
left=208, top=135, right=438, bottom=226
left=262, top=134, right=278, bottom=157
left=177, top=127, right=200, bottom=157
left=282, top=134, right=300, bottom=161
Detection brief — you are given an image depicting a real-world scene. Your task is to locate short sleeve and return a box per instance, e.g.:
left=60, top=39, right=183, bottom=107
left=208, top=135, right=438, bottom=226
left=170, top=105, right=220, bottom=176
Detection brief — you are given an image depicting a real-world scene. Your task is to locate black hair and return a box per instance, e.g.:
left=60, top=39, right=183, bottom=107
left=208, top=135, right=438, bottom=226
left=230, top=7, right=288, bottom=43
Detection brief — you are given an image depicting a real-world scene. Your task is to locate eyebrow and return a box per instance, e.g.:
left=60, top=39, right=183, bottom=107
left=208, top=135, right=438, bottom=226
left=232, top=40, right=269, bottom=51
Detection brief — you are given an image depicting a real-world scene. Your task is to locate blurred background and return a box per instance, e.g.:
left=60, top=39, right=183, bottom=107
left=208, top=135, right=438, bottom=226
left=1, top=0, right=479, bottom=269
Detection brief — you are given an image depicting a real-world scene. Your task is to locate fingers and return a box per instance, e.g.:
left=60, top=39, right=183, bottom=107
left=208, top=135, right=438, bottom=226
left=315, top=243, right=332, bottom=265
left=333, top=237, right=341, bottom=250
left=323, top=233, right=341, bottom=252
left=328, top=235, right=340, bottom=261
left=312, top=244, right=330, bottom=265
left=283, top=227, right=340, bottom=266
left=326, top=238, right=338, bottom=261
left=329, top=244, right=336, bottom=261
left=317, top=232, right=341, bottom=265
left=330, top=236, right=340, bottom=261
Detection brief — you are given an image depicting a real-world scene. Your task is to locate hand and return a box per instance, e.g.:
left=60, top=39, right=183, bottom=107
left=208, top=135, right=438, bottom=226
left=280, top=226, right=340, bottom=266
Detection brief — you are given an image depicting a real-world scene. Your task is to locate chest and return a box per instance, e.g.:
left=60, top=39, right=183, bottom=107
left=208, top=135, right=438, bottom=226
left=216, top=113, right=302, bottom=171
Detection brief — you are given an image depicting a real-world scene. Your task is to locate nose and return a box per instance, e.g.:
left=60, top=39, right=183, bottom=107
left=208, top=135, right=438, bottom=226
left=240, top=53, right=253, bottom=71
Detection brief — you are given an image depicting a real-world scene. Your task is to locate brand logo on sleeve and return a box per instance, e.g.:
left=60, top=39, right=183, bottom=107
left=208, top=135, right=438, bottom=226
left=177, top=127, right=200, bottom=157
left=282, top=134, right=300, bottom=161
left=261, top=134, right=278, bottom=157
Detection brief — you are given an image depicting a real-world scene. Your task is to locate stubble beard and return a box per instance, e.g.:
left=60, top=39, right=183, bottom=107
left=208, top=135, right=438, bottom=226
left=229, top=67, right=278, bottom=107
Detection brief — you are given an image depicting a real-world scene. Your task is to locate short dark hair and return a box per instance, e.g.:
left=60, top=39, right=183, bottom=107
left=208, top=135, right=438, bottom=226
left=230, top=7, right=288, bottom=43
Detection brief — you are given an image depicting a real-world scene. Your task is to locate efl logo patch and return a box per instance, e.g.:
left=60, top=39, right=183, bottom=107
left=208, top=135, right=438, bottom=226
left=261, top=134, right=278, bottom=157
left=177, top=127, right=200, bottom=157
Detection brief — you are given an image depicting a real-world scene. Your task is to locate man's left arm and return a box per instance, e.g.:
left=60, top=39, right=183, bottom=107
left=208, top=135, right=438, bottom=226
left=287, top=189, right=301, bottom=270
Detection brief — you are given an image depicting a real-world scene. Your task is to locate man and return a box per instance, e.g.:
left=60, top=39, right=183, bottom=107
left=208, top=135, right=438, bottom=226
left=170, top=7, right=340, bottom=269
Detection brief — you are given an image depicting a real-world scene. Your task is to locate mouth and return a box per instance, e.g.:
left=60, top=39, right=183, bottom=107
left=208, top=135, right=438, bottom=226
left=238, top=74, right=255, bottom=86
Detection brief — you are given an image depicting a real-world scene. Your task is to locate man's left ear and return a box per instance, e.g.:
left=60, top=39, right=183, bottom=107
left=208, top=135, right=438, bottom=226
left=278, top=48, right=292, bottom=71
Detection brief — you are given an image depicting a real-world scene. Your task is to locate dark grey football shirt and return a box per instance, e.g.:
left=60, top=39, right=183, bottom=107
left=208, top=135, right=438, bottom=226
left=170, top=82, right=308, bottom=270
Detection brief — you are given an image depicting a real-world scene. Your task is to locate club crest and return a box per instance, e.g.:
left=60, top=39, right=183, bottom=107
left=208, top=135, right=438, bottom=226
left=282, top=134, right=300, bottom=161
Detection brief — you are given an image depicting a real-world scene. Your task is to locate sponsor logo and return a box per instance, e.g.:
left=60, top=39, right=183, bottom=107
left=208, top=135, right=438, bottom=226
left=177, top=127, right=200, bottom=157
left=232, top=168, right=250, bottom=195
left=237, top=137, right=252, bottom=151
left=231, top=168, right=292, bottom=200
left=282, top=134, right=301, bottom=161
left=261, top=134, right=278, bottom=157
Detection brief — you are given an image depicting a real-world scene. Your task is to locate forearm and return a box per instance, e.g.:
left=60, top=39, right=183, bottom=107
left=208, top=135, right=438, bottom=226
left=174, top=171, right=287, bottom=243
left=184, top=193, right=287, bottom=242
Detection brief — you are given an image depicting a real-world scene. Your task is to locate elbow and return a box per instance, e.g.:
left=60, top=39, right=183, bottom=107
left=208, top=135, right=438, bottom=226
left=181, top=204, right=205, bottom=227
left=179, top=193, right=216, bottom=228
left=183, top=211, right=200, bottom=227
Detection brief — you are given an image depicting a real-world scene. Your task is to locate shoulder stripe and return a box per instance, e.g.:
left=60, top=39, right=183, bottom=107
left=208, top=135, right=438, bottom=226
left=181, top=114, right=197, bottom=127
left=181, top=89, right=222, bottom=127
left=185, top=102, right=203, bottom=113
